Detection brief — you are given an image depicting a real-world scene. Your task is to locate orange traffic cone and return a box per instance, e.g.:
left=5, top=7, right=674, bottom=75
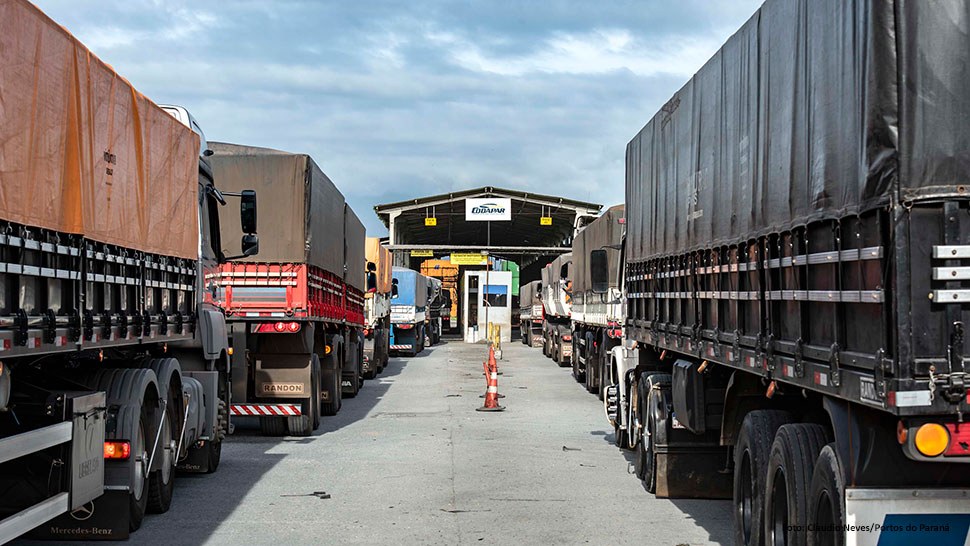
left=480, top=348, right=506, bottom=399
left=477, top=359, right=505, bottom=412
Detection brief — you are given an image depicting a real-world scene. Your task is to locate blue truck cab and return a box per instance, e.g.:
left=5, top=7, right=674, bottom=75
left=389, top=267, right=428, bottom=356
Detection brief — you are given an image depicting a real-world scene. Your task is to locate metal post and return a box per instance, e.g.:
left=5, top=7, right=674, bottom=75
left=484, top=220, right=490, bottom=344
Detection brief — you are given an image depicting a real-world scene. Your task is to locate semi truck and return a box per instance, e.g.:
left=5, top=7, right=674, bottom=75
left=209, top=142, right=366, bottom=437
left=420, top=259, right=458, bottom=333
left=363, top=238, right=391, bottom=379
left=598, top=1, right=970, bottom=544
left=425, top=277, right=444, bottom=346
left=518, top=281, right=543, bottom=347
left=0, top=1, right=258, bottom=539
left=540, top=254, right=573, bottom=365
left=390, top=268, right=427, bottom=357
left=569, top=205, right=624, bottom=399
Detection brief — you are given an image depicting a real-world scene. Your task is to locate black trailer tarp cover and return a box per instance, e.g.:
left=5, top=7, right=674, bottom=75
left=573, top=205, right=625, bottom=292
left=626, top=0, right=970, bottom=262
left=344, top=204, right=366, bottom=291
left=209, top=142, right=348, bottom=278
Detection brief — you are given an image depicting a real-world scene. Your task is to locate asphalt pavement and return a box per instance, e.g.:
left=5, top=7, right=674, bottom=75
left=35, top=338, right=733, bottom=545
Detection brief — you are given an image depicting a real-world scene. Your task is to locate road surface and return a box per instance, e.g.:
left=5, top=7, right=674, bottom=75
left=37, top=339, right=733, bottom=545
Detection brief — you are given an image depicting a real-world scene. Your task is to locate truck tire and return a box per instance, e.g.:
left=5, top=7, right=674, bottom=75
left=85, top=368, right=159, bottom=532
left=147, top=358, right=182, bottom=514
left=585, top=342, right=598, bottom=392
left=321, top=350, right=343, bottom=416
left=260, top=416, right=287, bottom=436
left=129, top=397, right=153, bottom=531
left=764, top=424, right=828, bottom=546
left=733, top=410, right=794, bottom=546
left=635, top=373, right=670, bottom=492
left=806, top=444, right=845, bottom=546
left=289, top=354, right=321, bottom=436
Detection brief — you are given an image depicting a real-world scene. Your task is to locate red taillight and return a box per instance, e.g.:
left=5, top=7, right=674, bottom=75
left=104, top=441, right=130, bottom=460
left=287, top=321, right=300, bottom=332
left=563, top=335, right=572, bottom=341
left=274, top=322, right=287, bottom=332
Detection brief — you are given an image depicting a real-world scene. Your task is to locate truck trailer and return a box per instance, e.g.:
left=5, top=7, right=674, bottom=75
left=363, top=238, right=391, bottom=379
left=540, top=254, right=573, bottom=365
left=569, top=205, right=624, bottom=399
left=425, top=277, right=444, bottom=346
left=390, top=268, right=428, bottom=357
left=0, top=1, right=258, bottom=539
left=598, top=1, right=970, bottom=544
left=518, top=281, right=543, bottom=347
left=420, top=259, right=458, bottom=333
left=209, top=143, right=366, bottom=437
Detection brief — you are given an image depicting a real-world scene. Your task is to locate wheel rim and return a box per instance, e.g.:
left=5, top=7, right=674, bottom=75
left=738, top=451, right=754, bottom=544
left=132, top=421, right=147, bottom=500
left=769, top=468, right=788, bottom=546
left=813, top=490, right=836, bottom=546
left=627, top=382, right=638, bottom=449
left=159, top=416, right=173, bottom=483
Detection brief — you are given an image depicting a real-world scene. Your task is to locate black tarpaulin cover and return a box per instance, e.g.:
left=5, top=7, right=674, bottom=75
left=626, top=0, right=970, bottom=262
left=209, top=142, right=348, bottom=278
left=573, top=205, right=625, bottom=292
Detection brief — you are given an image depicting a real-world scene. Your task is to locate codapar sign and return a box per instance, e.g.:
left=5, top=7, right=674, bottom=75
left=465, top=198, right=512, bottom=222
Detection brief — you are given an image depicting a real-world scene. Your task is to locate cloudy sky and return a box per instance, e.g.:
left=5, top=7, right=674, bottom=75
left=34, top=0, right=762, bottom=236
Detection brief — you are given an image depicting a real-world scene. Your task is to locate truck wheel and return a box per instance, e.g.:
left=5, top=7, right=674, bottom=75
left=321, top=351, right=342, bottom=416
left=734, top=410, right=793, bottom=546
left=128, top=400, right=152, bottom=531
left=625, top=371, right=640, bottom=450
left=259, top=416, right=287, bottom=436
left=311, top=355, right=321, bottom=430
left=597, top=347, right=608, bottom=401
left=289, top=355, right=321, bottom=436
left=584, top=348, right=598, bottom=392
left=764, top=424, right=828, bottom=546
left=146, top=402, right=175, bottom=513
left=806, top=444, right=845, bottom=546
left=147, top=359, right=182, bottom=514
left=635, top=373, right=670, bottom=492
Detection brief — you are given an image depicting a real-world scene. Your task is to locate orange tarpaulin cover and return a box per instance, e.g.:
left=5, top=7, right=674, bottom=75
left=0, top=0, right=199, bottom=259
left=365, top=237, right=392, bottom=295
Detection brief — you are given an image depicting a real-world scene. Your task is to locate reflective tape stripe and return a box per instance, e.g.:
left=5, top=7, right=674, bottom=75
left=230, top=404, right=301, bottom=416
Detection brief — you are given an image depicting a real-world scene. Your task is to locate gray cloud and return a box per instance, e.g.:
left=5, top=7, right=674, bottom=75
left=33, top=0, right=762, bottom=236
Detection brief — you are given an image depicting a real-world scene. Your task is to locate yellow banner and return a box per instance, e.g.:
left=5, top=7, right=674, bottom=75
left=425, top=217, right=437, bottom=226
left=410, top=249, right=434, bottom=257
left=450, top=252, right=488, bottom=265
left=540, top=216, right=552, bottom=225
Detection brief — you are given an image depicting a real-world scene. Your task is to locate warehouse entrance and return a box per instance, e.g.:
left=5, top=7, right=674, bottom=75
left=374, top=187, right=601, bottom=338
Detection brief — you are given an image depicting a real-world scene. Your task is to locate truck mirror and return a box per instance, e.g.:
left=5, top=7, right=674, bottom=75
left=240, top=190, right=257, bottom=234
left=391, top=279, right=399, bottom=298
left=366, top=272, right=377, bottom=292
left=590, top=249, right=609, bottom=294
left=241, top=234, right=259, bottom=257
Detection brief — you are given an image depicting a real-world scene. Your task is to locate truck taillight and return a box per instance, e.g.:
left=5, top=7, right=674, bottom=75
left=273, top=321, right=300, bottom=333
left=104, top=441, right=130, bottom=459
left=258, top=321, right=302, bottom=333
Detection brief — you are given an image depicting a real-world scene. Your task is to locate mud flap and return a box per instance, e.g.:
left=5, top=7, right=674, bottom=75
left=321, top=366, right=337, bottom=403
left=30, top=489, right=130, bottom=540
left=176, top=440, right=211, bottom=473
left=654, top=448, right=733, bottom=499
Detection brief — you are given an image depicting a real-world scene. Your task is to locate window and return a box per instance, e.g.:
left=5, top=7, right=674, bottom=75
left=484, top=285, right=507, bottom=307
